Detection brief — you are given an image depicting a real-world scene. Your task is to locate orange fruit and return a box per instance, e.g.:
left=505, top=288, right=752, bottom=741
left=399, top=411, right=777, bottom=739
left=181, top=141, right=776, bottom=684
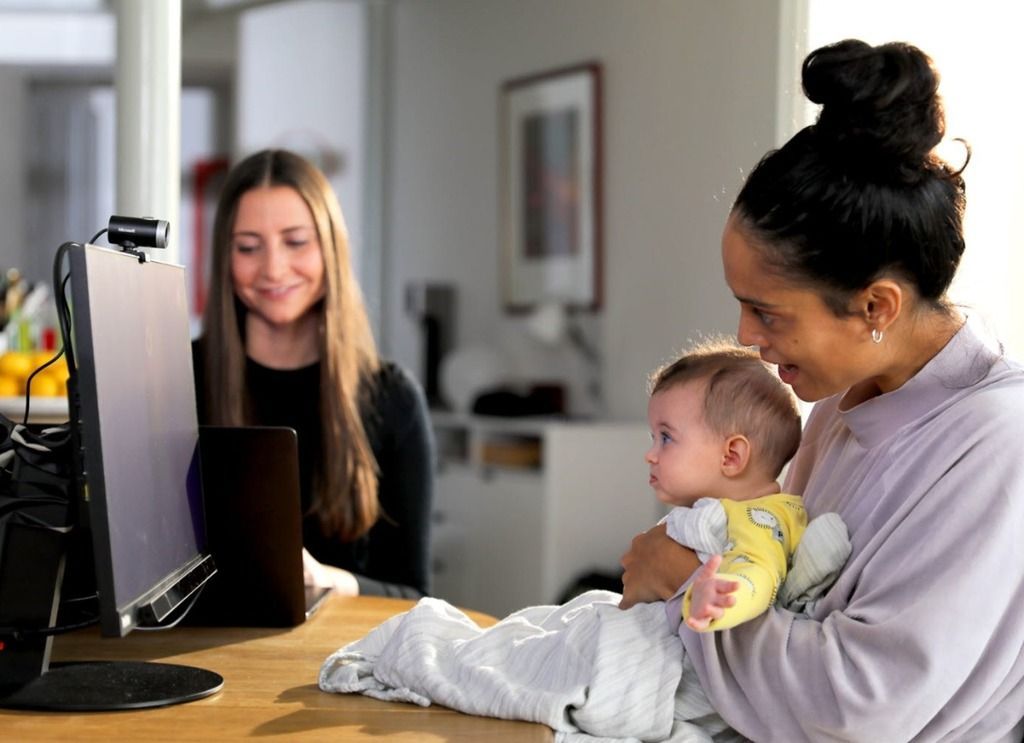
left=29, top=375, right=59, bottom=397
left=0, top=375, right=20, bottom=396
left=0, top=351, right=33, bottom=381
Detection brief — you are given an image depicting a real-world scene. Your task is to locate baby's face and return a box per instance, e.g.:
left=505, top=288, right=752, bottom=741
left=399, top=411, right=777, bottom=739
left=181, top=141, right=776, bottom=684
left=645, top=382, right=726, bottom=507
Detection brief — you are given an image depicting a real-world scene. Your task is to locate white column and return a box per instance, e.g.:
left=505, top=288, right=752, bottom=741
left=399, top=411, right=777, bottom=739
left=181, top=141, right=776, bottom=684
left=114, top=0, right=181, bottom=264
left=364, top=0, right=391, bottom=346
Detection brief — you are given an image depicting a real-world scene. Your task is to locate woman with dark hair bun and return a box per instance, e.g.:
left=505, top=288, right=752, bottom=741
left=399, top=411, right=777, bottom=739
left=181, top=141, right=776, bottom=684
left=620, top=40, right=1024, bottom=741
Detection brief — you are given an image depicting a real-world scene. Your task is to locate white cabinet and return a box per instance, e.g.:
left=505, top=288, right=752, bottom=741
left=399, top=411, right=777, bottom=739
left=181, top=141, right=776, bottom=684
left=430, top=413, right=663, bottom=617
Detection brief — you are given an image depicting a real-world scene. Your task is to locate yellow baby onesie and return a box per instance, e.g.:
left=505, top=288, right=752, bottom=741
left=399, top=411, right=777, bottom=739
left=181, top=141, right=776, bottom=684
left=683, top=493, right=806, bottom=632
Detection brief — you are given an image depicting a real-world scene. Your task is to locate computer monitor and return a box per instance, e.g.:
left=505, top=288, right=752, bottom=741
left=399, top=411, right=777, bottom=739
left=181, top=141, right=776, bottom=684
left=0, top=242, right=221, bottom=710
left=69, top=243, right=217, bottom=635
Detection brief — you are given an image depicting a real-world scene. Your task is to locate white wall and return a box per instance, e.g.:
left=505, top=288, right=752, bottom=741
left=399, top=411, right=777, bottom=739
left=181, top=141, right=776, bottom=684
left=235, top=0, right=367, bottom=281
left=384, top=0, right=782, bottom=421
left=806, top=1, right=1024, bottom=357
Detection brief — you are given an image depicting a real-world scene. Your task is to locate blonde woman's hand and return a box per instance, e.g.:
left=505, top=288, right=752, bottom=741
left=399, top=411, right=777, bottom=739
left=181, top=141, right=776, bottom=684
left=302, top=547, right=359, bottom=596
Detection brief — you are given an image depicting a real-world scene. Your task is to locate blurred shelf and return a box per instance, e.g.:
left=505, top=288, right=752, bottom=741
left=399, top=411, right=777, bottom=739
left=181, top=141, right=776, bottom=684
left=429, top=414, right=658, bottom=617
left=0, top=396, right=68, bottom=424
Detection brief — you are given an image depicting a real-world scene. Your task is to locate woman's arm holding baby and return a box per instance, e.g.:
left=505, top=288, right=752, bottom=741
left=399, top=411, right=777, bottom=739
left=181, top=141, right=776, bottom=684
left=618, top=523, right=700, bottom=609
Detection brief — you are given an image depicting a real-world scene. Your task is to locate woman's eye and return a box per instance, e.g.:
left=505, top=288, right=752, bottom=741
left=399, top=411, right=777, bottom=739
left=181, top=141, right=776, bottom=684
left=286, top=240, right=308, bottom=249
left=234, top=243, right=258, bottom=254
left=753, top=307, right=775, bottom=326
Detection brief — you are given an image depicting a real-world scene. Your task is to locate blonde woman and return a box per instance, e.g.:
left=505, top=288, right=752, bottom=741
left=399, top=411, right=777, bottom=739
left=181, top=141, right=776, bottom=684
left=194, top=149, right=433, bottom=598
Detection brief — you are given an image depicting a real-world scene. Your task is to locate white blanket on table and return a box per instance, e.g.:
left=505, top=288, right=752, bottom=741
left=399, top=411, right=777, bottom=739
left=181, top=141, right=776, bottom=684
left=319, top=513, right=851, bottom=743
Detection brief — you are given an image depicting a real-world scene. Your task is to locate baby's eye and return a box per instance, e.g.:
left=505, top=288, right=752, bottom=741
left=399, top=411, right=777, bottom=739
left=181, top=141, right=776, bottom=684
left=660, top=432, right=673, bottom=445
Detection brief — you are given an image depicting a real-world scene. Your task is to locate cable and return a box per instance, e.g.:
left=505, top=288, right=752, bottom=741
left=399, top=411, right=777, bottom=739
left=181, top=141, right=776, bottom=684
left=61, top=593, right=99, bottom=606
left=21, top=347, right=66, bottom=426
left=88, top=227, right=107, bottom=245
left=57, top=273, right=73, bottom=367
left=0, top=496, right=69, bottom=519
left=0, top=614, right=99, bottom=640
left=51, top=242, right=79, bottom=378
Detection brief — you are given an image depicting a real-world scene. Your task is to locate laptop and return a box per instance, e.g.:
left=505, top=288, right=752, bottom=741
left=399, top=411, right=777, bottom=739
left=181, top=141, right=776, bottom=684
left=186, top=425, right=331, bottom=627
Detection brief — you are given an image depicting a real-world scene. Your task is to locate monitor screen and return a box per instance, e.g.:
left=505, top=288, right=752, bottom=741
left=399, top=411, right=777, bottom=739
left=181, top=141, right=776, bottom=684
left=68, top=243, right=214, bottom=637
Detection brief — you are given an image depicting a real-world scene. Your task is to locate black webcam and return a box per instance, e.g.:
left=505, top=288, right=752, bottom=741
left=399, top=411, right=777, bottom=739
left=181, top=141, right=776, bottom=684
left=107, top=215, right=170, bottom=250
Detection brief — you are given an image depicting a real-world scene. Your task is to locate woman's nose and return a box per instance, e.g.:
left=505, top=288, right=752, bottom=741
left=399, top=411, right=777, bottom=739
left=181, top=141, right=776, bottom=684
left=262, top=245, right=288, bottom=279
left=737, top=314, right=762, bottom=349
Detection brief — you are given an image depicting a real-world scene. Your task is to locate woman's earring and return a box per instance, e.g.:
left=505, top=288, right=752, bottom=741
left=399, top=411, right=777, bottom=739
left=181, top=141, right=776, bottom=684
left=871, top=328, right=884, bottom=344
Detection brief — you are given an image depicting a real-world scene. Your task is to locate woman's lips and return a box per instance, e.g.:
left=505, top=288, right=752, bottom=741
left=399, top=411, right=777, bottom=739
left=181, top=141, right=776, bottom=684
left=258, top=284, right=298, bottom=299
left=778, top=364, right=799, bottom=384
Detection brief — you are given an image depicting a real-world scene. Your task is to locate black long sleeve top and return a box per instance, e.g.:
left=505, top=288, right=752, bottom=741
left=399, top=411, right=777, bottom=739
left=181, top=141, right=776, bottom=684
left=193, top=344, right=434, bottom=598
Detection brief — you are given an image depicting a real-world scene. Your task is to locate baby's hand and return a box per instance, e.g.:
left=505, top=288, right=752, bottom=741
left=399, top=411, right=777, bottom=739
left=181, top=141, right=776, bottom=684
left=685, top=554, right=739, bottom=632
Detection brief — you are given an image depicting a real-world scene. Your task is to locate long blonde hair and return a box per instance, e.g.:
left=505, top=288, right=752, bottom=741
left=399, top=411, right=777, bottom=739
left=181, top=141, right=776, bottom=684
left=200, top=149, right=381, bottom=540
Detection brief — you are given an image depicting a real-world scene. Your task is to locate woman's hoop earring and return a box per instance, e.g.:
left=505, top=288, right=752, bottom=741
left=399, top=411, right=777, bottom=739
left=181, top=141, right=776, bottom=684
left=871, top=328, right=884, bottom=344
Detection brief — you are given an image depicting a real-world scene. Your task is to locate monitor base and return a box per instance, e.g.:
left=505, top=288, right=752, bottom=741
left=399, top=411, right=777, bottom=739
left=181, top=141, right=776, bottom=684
left=0, top=660, right=223, bottom=711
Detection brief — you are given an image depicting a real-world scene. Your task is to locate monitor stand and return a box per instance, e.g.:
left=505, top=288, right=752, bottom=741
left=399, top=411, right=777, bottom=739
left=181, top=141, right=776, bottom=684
left=0, top=661, right=223, bottom=711
left=0, top=523, right=223, bottom=711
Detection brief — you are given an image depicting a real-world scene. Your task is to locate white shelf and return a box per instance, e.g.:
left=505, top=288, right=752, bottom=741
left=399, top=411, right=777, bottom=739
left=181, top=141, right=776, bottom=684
left=0, top=396, right=68, bottom=423
left=429, top=415, right=658, bottom=616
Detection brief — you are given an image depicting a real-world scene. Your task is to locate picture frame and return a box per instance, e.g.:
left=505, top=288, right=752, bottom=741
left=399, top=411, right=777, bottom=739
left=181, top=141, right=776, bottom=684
left=500, top=62, right=602, bottom=312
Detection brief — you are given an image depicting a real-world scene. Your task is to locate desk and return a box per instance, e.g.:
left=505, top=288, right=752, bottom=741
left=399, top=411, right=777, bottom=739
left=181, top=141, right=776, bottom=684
left=1, top=595, right=553, bottom=741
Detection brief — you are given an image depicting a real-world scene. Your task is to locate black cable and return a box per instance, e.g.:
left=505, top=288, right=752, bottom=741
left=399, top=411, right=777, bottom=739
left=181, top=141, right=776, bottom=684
left=16, top=265, right=72, bottom=424
left=21, top=347, right=66, bottom=426
left=0, top=496, right=69, bottom=519
left=88, top=227, right=107, bottom=245
left=51, top=242, right=79, bottom=377
left=7, top=511, right=72, bottom=532
left=10, top=432, right=73, bottom=475
left=0, top=614, right=99, bottom=640
left=58, top=272, right=73, bottom=365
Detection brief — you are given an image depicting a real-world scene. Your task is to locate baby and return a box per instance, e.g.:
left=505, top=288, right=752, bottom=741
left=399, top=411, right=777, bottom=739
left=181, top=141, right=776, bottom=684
left=645, top=340, right=804, bottom=631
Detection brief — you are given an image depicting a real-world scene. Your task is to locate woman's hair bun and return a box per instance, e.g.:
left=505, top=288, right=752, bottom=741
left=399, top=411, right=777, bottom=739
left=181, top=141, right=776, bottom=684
left=802, top=39, right=944, bottom=178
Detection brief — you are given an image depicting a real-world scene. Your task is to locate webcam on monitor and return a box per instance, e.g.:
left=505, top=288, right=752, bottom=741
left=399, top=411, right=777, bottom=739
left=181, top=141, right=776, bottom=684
left=106, top=215, right=170, bottom=260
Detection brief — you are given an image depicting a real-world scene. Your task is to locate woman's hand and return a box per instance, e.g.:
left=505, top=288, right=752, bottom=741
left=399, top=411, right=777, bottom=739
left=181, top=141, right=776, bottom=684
left=303, top=548, right=359, bottom=596
left=619, top=523, right=700, bottom=609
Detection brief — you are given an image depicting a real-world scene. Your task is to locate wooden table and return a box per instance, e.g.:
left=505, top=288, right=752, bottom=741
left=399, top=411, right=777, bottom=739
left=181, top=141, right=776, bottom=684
left=0, top=595, right=553, bottom=741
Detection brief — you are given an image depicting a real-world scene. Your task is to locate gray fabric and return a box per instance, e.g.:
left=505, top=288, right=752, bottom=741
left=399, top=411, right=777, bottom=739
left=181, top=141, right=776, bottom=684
left=662, top=499, right=729, bottom=561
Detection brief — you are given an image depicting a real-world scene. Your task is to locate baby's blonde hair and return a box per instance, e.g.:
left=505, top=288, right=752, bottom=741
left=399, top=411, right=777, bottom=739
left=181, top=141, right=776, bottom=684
left=649, top=338, right=801, bottom=479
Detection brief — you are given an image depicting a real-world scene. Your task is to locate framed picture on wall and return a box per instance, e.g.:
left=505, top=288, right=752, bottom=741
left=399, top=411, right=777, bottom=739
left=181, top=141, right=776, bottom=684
left=500, top=62, right=602, bottom=312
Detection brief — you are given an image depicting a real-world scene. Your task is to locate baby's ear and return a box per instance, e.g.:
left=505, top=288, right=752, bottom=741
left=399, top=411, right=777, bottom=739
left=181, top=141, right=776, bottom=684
left=721, top=434, right=751, bottom=477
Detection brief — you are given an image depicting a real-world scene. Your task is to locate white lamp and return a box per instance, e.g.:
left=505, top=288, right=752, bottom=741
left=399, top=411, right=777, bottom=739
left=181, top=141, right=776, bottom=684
left=524, top=300, right=602, bottom=411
